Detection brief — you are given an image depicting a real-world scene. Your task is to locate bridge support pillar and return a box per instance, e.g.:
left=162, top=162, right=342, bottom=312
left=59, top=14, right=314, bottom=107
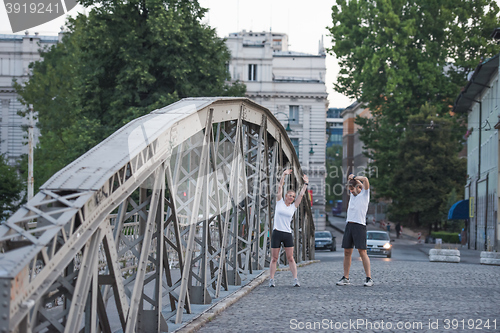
left=188, top=286, right=212, bottom=305
left=226, top=270, right=242, bottom=286
left=138, top=310, right=169, bottom=332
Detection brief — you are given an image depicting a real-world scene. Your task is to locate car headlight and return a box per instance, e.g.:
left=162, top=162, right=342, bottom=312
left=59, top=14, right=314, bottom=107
left=383, top=242, right=392, bottom=249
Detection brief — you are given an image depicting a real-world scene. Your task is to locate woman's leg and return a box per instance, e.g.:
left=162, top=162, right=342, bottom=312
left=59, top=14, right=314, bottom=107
left=270, top=247, right=280, bottom=279
left=284, top=247, right=297, bottom=279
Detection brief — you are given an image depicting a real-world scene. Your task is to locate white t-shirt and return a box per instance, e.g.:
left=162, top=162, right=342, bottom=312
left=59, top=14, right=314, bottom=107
left=346, top=189, right=370, bottom=225
left=273, top=198, right=297, bottom=233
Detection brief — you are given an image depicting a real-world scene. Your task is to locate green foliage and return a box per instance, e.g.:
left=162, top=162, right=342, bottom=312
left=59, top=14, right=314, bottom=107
left=325, top=145, right=343, bottom=202
left=390, top=104, right=466, bottom=229
left=430, top=231, right=460, bottom=244
left=15, top=0, right=246, bottom=190
left=329, top=0, right=500, bottom=105
left=0, top=155, right=25, bottom=220
left=328, top=0, right=499, bottom=229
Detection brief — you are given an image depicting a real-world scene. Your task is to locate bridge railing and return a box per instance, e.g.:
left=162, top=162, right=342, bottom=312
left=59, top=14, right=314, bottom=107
left=0, top=97, right=314, bottom=333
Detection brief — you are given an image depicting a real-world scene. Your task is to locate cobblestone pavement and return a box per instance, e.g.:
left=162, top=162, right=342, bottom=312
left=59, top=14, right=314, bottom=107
left=196, top=259, right=500, bottom=333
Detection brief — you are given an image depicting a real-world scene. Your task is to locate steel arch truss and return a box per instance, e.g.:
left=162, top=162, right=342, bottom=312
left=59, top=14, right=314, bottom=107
left=0, top=98, right=315, bottom=333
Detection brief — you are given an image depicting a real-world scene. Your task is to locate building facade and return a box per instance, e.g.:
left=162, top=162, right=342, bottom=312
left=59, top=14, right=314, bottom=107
left=453, top=53, right=500, bottom=252
left=341, top=101, right=384, bottom=221
left=326, top=107, right=343, bottom=148
left=341, top=102, right=369, bottom=214
left=225, top=31, right=328, bottom=230
left=0, top=31, right=61, bottom=164
left=341, top=101, right=371, bottom=176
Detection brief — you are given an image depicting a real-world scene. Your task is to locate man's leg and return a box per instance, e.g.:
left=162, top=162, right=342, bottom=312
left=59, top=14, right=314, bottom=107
left=343, top=248, right=353, bottom=278
left=358, top=249, right=371, bottom=278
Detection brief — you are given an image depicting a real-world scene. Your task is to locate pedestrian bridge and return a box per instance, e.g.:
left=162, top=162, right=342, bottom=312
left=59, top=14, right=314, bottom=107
left=0, top=97, right=315, bottom=332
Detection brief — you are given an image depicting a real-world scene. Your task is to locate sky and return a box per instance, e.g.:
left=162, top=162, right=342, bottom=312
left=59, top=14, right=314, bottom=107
left=0, top=0, right=353, bottom=108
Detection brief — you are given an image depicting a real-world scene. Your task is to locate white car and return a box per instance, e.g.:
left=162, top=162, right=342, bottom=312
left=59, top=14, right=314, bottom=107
left=366, top=231, right=392, bottom=258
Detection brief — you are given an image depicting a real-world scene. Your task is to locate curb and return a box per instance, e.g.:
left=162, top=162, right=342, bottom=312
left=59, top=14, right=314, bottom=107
left=174, top=260, right=320, bottom=332
left=174, top=271, right=269, bottom=333
left=329, top=221, right=345, bottom=234
left=416, top=245, right=428, bottom=257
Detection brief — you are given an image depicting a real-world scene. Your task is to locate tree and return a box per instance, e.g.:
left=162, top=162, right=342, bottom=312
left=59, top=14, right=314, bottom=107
left=15, top=0, right=245, bottom=190
left=328, top=0, right=499, bottom=215
left=390, top=103, right=466, bottom=230
left=15, top=34, right=87, bottom=190
left=0, top=155, right=24, bottom=220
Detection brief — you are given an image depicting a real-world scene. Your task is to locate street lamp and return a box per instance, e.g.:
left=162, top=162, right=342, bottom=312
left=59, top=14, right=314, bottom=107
left=274, top=112, right=295, bottom=132
left=299, top=139, right=317, bottom=155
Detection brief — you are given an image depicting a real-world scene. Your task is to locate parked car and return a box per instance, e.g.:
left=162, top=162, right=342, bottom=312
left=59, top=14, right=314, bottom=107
left=315, top=231, right=336, bottom=251
left=366, top=231, right=392, bottom=258
left=331, top=200, right=342, bottom=216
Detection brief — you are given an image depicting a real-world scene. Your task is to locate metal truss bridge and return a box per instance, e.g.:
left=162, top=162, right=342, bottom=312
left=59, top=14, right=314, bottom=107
left=0, top=97, right=315, bottom=333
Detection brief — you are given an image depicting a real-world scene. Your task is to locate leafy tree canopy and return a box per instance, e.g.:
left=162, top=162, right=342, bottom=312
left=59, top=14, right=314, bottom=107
left=0, top=155, right=24, bottom=221
left=389, top=103, right=466, bottom=229
left=15, top=0, right=245, bottom=190
left=325, top=145, right=343, bottom=202
left=329, top=0, right=500, bottom=110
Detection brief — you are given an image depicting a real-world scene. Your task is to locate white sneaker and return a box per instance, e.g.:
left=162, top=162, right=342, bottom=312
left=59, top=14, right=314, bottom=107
left=269, top=279, right=275, bottom=287
left=364, top=277, right=374, bottom=287
left=336, top=276, right=350, bottom=286
left=293, top=278, right=300, bottom=287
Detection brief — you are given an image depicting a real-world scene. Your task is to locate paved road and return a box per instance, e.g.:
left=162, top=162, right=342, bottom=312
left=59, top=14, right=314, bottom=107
left=320, top=215, right=429, bottom=264
left=197, top=230, right=500, bottom=332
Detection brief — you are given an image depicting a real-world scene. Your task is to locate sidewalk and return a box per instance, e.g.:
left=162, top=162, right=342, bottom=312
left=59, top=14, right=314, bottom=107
left=175, top=261, right=318, bottom=333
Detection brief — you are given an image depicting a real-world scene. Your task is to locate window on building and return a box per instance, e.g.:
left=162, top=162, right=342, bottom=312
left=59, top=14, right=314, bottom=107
left=291, top=138, right=299, bottom=158
left=248, top=64, right=257, bottom=81
left=289, top=105, right=299, bottom=124
left=329, top=133, right=342, bottom=145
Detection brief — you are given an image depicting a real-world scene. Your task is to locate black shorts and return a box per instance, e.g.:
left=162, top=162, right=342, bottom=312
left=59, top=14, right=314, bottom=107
left=341, top=222, right=367, bottom=250
left=271, top=229, right=294, bottom=248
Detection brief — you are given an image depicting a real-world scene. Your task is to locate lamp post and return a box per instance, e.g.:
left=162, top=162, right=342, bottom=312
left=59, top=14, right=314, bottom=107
left=300, top=139, right=318, bottom=155
left=274, top=112, right=295, bottom=132
left=28, top=104, right=34, bottom=201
